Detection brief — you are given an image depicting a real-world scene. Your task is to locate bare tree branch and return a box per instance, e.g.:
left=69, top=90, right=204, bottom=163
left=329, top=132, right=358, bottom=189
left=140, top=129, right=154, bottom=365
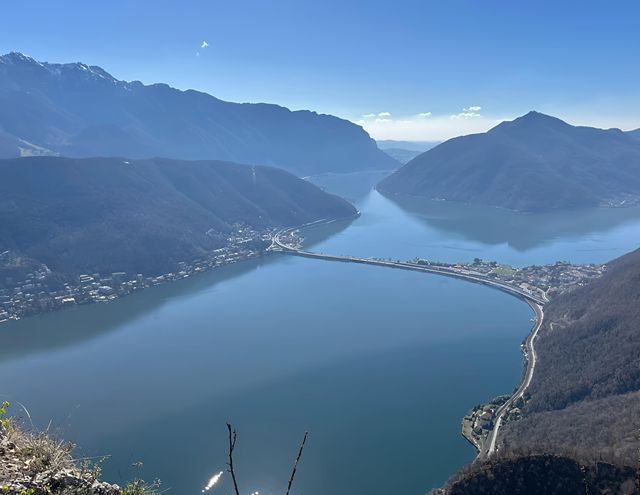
left=226, top=423, right=240, bottom=495
left=285, top=431, right=308, bottom=495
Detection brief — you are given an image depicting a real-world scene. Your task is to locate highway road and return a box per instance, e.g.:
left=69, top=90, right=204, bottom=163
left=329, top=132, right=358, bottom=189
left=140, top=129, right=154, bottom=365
left=270, top=225, right=546, bottom=306
left=483, top=301, right=543, bottom=457
left=270, top=223, right=546, bottom=459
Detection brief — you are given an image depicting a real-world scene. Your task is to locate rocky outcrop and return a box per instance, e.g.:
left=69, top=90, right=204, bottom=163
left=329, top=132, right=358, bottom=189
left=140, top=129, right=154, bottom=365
left=0, top=416, right=145, bottom=495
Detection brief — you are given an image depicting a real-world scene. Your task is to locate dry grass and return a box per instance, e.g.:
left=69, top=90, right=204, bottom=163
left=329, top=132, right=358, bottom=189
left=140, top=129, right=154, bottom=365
left=15, top=432, right=73, bottom=475
left=1, top=416, right=73, bottom=480
left=0, top=404, right=158, bottom=495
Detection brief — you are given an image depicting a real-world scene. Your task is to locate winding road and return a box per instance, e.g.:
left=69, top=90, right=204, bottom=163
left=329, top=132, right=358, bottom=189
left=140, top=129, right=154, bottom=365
left=270, top=222, right=546, bottom=459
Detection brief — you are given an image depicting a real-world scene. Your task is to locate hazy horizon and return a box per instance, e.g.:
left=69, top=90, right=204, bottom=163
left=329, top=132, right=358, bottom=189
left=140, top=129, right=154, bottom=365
left=3, top=0, right=640, bottom=141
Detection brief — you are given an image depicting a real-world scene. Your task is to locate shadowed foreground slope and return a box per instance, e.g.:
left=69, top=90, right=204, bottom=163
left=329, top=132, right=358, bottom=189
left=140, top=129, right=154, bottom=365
left=441, top=455, right=637, bottom=495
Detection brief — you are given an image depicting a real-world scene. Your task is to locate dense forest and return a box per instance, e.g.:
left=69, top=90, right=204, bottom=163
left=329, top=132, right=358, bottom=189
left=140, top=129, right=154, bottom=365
left=438, top=454, right=638, bottom=495
left=439, top=248, right=640, bottom=493
left=499, top=247, right=640, bottom=463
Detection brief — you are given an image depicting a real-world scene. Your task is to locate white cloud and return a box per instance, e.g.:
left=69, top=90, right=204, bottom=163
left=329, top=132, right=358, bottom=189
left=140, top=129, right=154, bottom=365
left=201, top=41, right=209, bottom=49
left=451, top=106, right=483, bottom=119
left=451, top=111, right=481, bottom=119
left=356, top=112, right=500, bottom=141
left=351, top=106, right=500, bottom=140
left=354, top=104, right=640, bottom=141
left=362, top=111, right=392, bottom=118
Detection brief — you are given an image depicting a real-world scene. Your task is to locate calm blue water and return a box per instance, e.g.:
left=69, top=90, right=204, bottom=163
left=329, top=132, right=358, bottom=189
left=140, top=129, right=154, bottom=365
left=1, top=178, right=639, bottom=495
left=307, top=172, right=640, bottom=266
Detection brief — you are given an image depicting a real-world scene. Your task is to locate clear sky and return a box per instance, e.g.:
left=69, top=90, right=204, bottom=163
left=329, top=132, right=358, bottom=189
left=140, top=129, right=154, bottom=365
left=2, top=0, right=640, bottom=140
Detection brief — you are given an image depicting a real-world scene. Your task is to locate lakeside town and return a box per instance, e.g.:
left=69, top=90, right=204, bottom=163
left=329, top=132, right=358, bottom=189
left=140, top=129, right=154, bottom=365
left=279, top=227, right=606, bottom=302
left=0, top=227, right=273, bottom=324
left=450, top=259, right=606, bottom=452
left=410, top=257, right=606, bottom=301
left=461, top=395, right=514, bottom=451
left=1, top=224, right=606, bottom=325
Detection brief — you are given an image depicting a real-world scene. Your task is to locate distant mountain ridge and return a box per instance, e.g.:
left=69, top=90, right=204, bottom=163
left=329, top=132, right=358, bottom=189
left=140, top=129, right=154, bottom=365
left=0, top=52, right=397, bottom=175
left=627, top=128, right=640, bottom=142
left=377, top=140, right=440, bottom=164
left=0, top=156, right=356, bottom=280
left=376, top=140, right=440, bottom=152
left=378, top=111, right=640, bottom=212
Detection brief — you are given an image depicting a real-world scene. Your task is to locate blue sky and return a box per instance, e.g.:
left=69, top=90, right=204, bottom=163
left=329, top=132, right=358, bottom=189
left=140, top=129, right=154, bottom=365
left=2, top=0, right=640, bottom=140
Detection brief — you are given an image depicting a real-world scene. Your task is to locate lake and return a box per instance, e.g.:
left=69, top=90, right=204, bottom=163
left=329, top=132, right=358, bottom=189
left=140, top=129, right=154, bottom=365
left=1, top=175, right=639, bottom=495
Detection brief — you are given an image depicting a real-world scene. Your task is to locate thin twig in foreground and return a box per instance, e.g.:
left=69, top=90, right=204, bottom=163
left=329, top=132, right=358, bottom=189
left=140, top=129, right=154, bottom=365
left=285, top=431, right=308, bottom=495
left=226, top=423, right=241, bottom=495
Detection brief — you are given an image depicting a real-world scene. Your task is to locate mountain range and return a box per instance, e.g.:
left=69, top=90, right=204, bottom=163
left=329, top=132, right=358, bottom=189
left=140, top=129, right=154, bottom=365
left=379, top=112, right=640, bottom=212
left=0, top=156, right=356, bottom=283
left=0, top=52, right=397, bottom=176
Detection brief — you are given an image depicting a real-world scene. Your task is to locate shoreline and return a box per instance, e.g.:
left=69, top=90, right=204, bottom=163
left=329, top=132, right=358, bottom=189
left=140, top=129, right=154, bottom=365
left=460, top=300, right=543, bottom=459
left=0, top=213, right=362, bottom=326
left=0, top=243, right=271, bottom=326
left=375, top=188, right=640, bottom=214
left=481, top=300, right=543, bottom=457
left=0, top=212, right=361, bottom=326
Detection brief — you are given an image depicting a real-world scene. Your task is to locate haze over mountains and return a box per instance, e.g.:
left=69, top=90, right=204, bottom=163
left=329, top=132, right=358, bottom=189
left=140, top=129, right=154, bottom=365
left=0, top=156, right=356, bottom=283
left=379, top=112, right=640, bottom=212
left=627, top=128, right=640, bottom=142
left=0, top=52, right=397, bottom=176
left=376, top=140, right=440, bottom=164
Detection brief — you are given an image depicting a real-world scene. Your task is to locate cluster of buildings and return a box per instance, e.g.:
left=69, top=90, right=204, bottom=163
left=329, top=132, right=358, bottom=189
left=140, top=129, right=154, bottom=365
left=464, top=259, right=606, bottom=299
left=461, top=395, right=510, bottom=450
left=0, top=228, right=273, bottom=324
left=272, top=228, right=304, bottom=250
left=2, top=226, right=608, bottom=326
left=414, top=258, right=606, bottom=300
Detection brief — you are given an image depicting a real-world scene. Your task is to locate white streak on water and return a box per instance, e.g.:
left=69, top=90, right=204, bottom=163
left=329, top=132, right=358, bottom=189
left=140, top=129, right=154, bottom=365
left=202, top=471, right=224, bottom=492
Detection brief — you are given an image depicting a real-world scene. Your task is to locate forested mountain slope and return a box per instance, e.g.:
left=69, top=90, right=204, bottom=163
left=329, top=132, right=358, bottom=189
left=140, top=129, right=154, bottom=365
left=437, top=247, right=640, bottom=494
left=0, top=156, right=356, bottom=280
left=498, top=247, right=640, bottom=461
left=0, top=52, right=397, bottom=175
left=379, top=112, right=640, bottom=212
